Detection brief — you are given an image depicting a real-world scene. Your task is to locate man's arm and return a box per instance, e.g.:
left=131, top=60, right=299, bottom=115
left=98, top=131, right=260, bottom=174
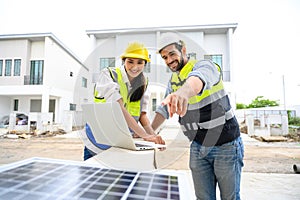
left=161, top=76, right=203, bottom=117
left=151, top=112, right=166, bottom=132
left=151, top=80, right=172, bottom=132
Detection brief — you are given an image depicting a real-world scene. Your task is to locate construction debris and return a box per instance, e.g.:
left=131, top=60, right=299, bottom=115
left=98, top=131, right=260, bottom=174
left=1, top=129, right=67, bottom=139
left=260, top=136, right=288, bottom=142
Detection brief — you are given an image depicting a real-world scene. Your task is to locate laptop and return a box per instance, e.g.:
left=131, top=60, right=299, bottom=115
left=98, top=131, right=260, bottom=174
left=81, top=102, right=166, bottom=151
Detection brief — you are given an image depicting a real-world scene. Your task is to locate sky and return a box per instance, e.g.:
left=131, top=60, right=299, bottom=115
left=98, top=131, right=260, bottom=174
left=1, top=0, right=300, bottom=106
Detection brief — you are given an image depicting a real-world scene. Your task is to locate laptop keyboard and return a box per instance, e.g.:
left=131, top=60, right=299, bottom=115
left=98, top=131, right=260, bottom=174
left=135, top=143, right=152, bottom=147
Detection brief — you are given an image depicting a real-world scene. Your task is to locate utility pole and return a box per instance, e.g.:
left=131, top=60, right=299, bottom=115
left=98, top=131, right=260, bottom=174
left=282, top=75, right=286, bottom=110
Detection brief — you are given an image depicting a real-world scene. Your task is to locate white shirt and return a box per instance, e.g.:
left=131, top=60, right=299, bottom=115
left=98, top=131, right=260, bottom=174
left=94, top=65, right=150, bottom=113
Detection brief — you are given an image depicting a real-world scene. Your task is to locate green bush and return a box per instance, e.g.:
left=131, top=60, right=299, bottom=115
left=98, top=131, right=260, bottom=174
left=289, top=117, right=300, bottom=126
left=236, top=103, right=247, bottom=110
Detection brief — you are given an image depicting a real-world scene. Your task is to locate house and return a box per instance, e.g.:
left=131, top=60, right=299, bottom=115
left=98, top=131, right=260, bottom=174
left=85, top=23, right=238, bottom=119
left=0, top=23, right=238, bottom=131
left=0, top=33, right=89, bottom=131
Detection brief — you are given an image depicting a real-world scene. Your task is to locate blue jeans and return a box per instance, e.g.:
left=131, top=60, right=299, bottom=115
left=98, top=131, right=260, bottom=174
left=190, top=136, right=244, bottom=200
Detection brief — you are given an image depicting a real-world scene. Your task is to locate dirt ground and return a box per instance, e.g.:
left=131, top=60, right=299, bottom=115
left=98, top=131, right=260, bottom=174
left=0, top=132, right=300, bottom=174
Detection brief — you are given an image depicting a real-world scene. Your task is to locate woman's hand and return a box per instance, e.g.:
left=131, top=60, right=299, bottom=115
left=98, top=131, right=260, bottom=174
left=143, top=134, right=165, bottom=145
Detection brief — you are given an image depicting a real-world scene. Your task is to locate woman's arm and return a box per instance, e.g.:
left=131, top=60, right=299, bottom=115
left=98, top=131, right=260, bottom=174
left=118, top=99, right=148, bottom=138
left=139, top=112, right=156, bottom=135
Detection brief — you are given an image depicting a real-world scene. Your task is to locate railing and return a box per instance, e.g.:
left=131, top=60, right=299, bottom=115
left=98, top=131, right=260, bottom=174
left=235, top=108, right=295, bottom=124
left=24, top=75, right=43, bottom=85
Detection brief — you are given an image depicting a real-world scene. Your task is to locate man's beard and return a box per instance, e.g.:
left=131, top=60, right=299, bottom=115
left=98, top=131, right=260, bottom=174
left=170, top=56, right=185, bottom=72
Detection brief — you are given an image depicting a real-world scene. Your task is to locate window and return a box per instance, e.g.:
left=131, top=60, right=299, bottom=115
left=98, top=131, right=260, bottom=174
left=204, top=54, right=230, bottom=81
left=0, top=60, right=3, bottom=76
left=5, top=59, right=12, bottom=76
left=82, top=77, right=87, bottom=88
left=30, top=60, right=44, bottom=85
left=144, top=55, right=151, bottom=73
left=187, top=52, right=197, bottom=60
left=30, top=99, right=42, bottom=112
left=204, top=54, right=223, bottom=69
left=14, top=99, right=19, bottom=111
left=14, top=59, right=21, bottom=76
left=100, top=58, right=115, bottom=70
left=69, top=103, right=76, bottom=111
left=152, top=98, right=157, bottom=111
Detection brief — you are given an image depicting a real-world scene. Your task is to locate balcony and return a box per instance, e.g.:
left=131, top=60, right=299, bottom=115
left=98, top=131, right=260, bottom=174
left=24, top=75, right=43, bottom=85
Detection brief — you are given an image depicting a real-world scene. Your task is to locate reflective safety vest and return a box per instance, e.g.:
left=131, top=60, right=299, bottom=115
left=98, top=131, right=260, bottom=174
left=170, top=60, right=235, bottom=141
left=94, top=67, right=142, bottom=121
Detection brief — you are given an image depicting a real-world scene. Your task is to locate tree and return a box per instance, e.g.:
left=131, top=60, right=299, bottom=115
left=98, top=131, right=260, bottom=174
left=247, top=96, right=279, bottom=108
left=236, top=96, right=279, bottom=109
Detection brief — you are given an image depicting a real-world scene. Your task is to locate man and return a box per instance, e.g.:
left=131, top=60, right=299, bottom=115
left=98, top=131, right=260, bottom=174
left=151, top=32, right=244, bottom=200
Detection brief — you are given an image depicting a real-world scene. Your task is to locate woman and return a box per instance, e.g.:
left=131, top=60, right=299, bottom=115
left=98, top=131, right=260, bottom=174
left=84, top=42, right=165, bottom=160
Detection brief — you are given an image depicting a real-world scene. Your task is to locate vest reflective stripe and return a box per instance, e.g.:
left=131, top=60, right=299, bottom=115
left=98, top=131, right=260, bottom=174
left=93, top=67, right=141, bottom=120
left=184, top=114, right=231, bottom=131
left=188, top=89, right=226, bottom=111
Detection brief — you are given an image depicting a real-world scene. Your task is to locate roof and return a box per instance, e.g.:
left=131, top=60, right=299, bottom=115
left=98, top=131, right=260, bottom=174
left=0, top=32, right=88, bottom=71
left=86, top=23, right=238, bottom=39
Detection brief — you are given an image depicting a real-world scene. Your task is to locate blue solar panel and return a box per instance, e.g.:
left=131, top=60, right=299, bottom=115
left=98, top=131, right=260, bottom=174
left=0, top=158, right=191, bottom=199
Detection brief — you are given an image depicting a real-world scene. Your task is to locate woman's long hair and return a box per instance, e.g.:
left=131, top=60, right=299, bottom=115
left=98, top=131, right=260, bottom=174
left=128, top=72, right=147, bottom=102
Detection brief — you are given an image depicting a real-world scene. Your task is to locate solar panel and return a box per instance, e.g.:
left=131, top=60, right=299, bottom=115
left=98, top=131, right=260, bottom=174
left=0, top=157, right=193, bottom=199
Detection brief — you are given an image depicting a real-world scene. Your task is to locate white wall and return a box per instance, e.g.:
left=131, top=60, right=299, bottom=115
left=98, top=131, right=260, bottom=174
left=30, top=41, right=45, bottom=59
left=0, top=39, right=30, bottom=86
left=44, top=37, right=79, bottom=91
left=0, top=96, right=10, bottom=120
left=44, top=37, right=90, bottom=112
left=204, top=34, right=227, bottom=53
left=182, top=31, right=205, bottom=59
left=204, top=34, right=228, bottom=74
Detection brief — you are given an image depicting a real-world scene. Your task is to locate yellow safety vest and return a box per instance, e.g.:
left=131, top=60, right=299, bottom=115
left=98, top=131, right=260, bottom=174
left=170, top=60, right=240, bottom=145
left=94, top=67, right=142, bottom=120
left=170, top=60, right=236, bottom=141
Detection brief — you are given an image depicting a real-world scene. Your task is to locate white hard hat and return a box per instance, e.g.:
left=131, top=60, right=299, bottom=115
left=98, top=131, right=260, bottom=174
left=157, top=32, right=184, bottom=53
